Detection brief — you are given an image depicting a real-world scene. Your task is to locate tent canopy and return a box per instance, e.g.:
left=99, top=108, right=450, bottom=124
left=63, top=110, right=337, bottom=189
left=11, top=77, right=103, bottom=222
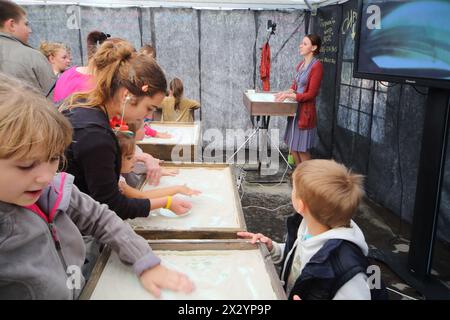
left=15, top=0, right=348, bottom=10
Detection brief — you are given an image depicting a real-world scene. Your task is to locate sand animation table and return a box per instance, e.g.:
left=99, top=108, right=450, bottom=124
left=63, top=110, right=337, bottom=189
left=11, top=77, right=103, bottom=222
left=80, top=240, right=286, bottom=300
left=137, top=121, right=201, bottom=161
left=243, top=90, right=297, bottom=116
left=127, top=163, right=246, bottom=239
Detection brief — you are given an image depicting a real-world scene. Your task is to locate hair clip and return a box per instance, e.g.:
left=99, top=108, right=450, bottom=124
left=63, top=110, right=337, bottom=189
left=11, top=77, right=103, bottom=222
left=109, top=116, right=122, bottom=129
left=122, top=130, right=135, bottom=137
left=142, top=84, right=149, bottom=93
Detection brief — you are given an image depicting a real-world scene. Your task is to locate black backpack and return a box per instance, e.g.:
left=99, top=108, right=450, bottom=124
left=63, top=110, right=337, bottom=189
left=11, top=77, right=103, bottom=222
left=288, top=240, right=389, bottom=300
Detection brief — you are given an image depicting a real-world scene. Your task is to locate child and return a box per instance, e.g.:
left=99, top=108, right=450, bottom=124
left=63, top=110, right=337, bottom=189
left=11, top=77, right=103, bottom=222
left=158, top=78, right=200, bottom=122
left=238, top=159, right=386, bottom=300
left=116, top=131, right=200, bottom=206
left=39, top=41, right=72, bottom=76
left=116, top=131, right=200, bottom=205
left=0, top=75, right=194, bottom=299
left=122, top=120, right=177, bottom=188
left=143, top=117, right=172, bottom=139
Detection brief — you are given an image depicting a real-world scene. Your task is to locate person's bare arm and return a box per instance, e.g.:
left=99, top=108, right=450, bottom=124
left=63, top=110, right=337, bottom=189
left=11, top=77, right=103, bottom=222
left=120, top=182, right=193, bottom=214
left=134, top=152, right=162, bottom=185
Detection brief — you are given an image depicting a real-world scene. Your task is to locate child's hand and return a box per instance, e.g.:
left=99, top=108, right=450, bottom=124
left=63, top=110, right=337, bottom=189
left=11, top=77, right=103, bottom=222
left=178, top=184, right=201, bottom=196
left=162, top=168, right=179, bottom=176
left=145, top=155, right=162, bottom=186
left=293, top=295, right=302, bottom=300
left=156, top=132, right=173, bottom=139
left=237, top=231, right=273, bottom=251
left=170, top=196, right=192, bottom=215
left=140, top=264, right=194, bottom=298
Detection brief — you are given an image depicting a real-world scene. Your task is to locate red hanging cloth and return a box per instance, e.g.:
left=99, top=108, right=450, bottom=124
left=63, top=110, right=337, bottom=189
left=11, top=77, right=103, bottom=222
left=260, top=41, right=271, bottom=91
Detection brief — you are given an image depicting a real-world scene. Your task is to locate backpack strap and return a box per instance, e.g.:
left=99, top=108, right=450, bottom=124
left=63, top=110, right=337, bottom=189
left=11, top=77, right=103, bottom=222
left=280, top=213, right=303, bottom=282
left=329, top=264, right=367, bottom=298
left=328, top=241, right=368, bottom=297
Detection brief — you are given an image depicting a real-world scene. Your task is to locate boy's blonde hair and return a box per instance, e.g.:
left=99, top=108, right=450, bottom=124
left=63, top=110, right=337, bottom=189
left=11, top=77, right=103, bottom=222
left=292, top=159, right=365, bottom=228
left=0, top=73, right=73, bottom=161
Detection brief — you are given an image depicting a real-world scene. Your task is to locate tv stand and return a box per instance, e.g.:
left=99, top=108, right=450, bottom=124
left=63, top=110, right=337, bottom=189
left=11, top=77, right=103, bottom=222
left=407, top=87, right=450, bottom=299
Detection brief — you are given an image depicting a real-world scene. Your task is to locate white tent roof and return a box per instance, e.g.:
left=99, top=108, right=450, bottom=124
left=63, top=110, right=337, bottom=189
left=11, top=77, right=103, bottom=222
left=15, top=0, right=348, bottom=10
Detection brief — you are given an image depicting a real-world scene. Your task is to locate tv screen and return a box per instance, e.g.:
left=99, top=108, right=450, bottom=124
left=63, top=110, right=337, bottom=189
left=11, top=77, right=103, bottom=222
left=354, top=0, right=450, bottom=89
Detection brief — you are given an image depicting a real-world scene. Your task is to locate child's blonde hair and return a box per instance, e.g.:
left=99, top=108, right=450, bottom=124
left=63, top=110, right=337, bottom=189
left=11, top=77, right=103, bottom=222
left=292, top=159, right=365, bottom=228
left=39, top=41, right=68, bottom=59
left=116, top=131, right=135, bottom=157
left=0, top=73, right=72, bottom=161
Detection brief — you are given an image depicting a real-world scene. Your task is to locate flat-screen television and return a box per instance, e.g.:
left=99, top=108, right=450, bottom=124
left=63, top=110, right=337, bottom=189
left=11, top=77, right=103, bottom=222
left=354, top=0, right=450, bottom=89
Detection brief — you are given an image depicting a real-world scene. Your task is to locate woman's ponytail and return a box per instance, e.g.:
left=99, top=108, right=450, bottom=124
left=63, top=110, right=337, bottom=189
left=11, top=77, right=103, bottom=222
left=170, top=78, right=184, bottom=111
left=67, top=39, right=167, bottom=110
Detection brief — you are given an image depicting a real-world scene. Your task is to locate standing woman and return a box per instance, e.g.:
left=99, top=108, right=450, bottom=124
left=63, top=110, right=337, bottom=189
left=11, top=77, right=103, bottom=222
left=275, top=34, right=323, bottom=166
left=62, top=40, right=191, bottom=220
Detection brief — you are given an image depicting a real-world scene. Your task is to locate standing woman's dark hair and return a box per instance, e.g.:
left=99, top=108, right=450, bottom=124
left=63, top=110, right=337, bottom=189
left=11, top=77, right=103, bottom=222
left=306, top=34, right=322, bottom=56
left=170, top=78, right=184, bottom=111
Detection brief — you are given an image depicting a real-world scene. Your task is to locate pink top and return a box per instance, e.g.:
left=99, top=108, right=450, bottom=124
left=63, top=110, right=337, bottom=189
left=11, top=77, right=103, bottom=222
left=53, top=66, right=94, bottom=103
left=144, top=124, right=157, bottom=137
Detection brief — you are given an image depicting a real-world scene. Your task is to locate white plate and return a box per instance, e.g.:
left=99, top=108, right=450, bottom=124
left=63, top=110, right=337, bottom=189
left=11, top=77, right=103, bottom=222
left=157, top=208, right=191, bottom=218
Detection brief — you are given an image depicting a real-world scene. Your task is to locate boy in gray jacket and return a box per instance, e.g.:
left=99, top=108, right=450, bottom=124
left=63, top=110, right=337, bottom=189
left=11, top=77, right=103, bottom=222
left=0, top=74, right=194, bottom=299
left=0, top=1, right=55, bottom=97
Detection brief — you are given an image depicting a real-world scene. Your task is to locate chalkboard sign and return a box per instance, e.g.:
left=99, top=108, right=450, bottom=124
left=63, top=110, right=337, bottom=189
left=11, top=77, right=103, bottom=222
left=311, top=4, right=342, bottom=158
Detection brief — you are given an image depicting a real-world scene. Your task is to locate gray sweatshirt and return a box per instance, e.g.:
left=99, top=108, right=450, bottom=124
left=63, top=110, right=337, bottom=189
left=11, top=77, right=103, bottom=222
left=0, top=173, right=160, bottom=300
left=0, top=32, right=55, bottom=97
